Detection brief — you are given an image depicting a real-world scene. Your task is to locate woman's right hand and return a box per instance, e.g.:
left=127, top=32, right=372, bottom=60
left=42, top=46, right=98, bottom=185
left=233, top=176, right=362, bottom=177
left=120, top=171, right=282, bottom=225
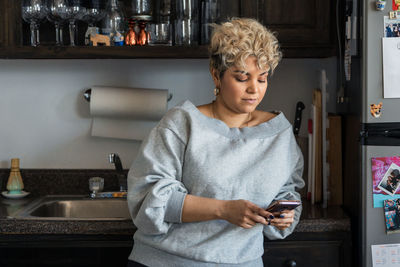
left=220, top=199, right=273, bottom=229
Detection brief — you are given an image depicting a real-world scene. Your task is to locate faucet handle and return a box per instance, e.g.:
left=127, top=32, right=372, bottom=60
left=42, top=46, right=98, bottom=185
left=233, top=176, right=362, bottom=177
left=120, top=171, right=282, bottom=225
left=109, top=153, right=123, bottom=172
left=109, top=153, right=116, bottom=163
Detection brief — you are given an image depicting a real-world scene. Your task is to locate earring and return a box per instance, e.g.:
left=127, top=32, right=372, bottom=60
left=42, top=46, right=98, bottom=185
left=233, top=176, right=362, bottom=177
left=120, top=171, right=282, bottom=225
left=213, top=88, right=220, bottom=96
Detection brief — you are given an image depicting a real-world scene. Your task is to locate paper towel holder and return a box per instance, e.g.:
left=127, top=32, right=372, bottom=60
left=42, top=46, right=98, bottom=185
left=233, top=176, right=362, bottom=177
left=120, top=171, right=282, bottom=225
left=83, top=89, right=173, bottom=102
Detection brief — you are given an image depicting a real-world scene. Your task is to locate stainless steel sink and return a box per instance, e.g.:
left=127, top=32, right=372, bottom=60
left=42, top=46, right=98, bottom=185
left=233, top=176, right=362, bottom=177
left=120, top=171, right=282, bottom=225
left=12, top=195, right=131, bottom=221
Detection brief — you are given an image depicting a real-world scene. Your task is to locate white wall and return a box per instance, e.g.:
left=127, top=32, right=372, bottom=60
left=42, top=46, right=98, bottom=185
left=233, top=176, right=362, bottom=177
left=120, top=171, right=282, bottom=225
left=0, top=58, right=336, bottom=169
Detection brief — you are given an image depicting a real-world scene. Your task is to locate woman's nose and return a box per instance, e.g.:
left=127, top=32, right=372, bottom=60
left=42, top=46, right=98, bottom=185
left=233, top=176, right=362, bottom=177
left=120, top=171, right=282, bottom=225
left=246, top=80, right=258, bottom=93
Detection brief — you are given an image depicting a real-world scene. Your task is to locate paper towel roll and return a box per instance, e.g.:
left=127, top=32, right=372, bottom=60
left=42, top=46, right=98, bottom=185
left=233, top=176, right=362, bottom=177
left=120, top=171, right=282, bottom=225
left=89, top=86, right=168, bottom=141
left=90, top=86, right=168, bottom=120
left=91, top=118, right=158, bottom=141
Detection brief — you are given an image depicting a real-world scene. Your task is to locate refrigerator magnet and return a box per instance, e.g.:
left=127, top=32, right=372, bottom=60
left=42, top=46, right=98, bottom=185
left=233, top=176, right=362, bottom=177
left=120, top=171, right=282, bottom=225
left=377, top=163, right=400, bottom=196
left=376, top=0, right=386, bottom=11
left=370, top=102, right=383, bottom=118
left=383, top=199, right=400, bottom=234
left=389, top=11, right=399, bottom=19
left=393, top=0, right=400, bottom=11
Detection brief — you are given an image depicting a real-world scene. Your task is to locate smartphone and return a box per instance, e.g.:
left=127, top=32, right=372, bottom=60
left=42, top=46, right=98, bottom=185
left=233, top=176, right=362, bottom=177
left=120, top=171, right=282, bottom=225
left=266, top=200, right=301, bottom=213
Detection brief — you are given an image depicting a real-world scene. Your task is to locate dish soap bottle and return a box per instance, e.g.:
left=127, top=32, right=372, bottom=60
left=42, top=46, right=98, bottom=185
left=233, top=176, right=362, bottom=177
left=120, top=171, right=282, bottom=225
left=7, top=158, right=24, bottom=194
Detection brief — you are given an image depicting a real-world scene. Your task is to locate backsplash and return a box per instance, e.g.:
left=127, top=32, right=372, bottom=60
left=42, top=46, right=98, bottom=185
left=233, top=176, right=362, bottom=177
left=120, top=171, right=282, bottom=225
left=0, top=169, right=128, bottom=197
left=0, top=58, right=336, bottom=168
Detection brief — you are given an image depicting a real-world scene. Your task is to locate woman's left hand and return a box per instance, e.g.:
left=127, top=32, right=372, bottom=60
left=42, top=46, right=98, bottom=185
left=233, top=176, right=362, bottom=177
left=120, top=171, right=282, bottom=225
left=269, top=210, right=295, bottom=230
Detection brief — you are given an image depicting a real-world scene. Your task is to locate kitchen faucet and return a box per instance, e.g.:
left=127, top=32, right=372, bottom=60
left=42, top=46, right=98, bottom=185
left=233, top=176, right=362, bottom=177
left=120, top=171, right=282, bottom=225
left=109, top=153, right=127, bottom=192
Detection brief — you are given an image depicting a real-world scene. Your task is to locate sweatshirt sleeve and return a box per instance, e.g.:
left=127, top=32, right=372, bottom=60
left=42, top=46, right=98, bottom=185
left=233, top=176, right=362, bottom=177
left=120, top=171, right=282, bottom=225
left=127, top=125, right=188, bottom=235
left=263, top=143, right=305, bottom=240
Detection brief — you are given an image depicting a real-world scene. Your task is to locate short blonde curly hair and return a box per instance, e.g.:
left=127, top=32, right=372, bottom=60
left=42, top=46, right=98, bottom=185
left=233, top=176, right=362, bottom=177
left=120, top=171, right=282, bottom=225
left=209, top=18, right=282, bottom=77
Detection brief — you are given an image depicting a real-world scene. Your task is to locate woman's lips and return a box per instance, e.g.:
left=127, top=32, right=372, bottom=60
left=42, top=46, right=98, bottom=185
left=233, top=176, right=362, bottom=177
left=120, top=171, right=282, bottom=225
left=243, top=99, right=257, bottom=104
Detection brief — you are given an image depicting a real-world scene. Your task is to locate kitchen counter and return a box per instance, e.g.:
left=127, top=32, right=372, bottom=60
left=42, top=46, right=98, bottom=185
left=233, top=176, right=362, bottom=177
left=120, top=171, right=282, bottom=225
left=0, top=195, right=352, bottom=267
left=0, top=169, right=351, bottom=237
left=0, top=168, right=351, bottom=257
left=0, top=196, right=350, bottom=237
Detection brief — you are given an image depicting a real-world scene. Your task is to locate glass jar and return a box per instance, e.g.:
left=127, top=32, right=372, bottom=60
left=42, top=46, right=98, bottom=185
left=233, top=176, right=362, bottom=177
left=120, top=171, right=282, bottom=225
left=101, top=0, right=126, bottom=46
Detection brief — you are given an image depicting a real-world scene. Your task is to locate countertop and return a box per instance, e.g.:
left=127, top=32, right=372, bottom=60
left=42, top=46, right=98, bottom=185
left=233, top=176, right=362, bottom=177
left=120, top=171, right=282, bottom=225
left=0, top=196, right=350, bottom=236
left=0, top=169, right=351, bottom=237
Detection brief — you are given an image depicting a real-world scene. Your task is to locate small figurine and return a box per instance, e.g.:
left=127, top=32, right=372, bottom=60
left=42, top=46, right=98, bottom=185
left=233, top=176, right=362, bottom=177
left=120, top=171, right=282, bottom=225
left=125, top=19, right=137, bottom=46
left=85, top=27, right=99, bottom=46
left=137, top=21, right=149, bottom=46
left=90, top=34, right=111, bottom=46
left=113, top=31, right=125, bottom=46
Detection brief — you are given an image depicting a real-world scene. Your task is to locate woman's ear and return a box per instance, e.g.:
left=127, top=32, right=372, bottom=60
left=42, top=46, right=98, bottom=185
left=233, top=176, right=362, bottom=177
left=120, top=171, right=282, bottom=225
left=210, top=68, right=221, bottom=88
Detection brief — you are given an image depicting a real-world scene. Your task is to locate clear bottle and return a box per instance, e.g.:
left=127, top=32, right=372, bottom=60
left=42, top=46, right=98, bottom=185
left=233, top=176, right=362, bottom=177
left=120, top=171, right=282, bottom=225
left=102, top=0, right=126, bottom=46
left=6, top=158, right=24, bottom=194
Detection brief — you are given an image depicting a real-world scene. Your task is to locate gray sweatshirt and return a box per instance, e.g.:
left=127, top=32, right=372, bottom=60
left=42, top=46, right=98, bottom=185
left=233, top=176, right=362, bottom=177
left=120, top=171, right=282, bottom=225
left=127, top=100, right=305, bottom=267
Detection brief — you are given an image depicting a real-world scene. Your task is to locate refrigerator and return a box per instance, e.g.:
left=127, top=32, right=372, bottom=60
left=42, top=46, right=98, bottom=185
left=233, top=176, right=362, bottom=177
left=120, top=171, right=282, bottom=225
left=341, top=0, right=400, bottom=266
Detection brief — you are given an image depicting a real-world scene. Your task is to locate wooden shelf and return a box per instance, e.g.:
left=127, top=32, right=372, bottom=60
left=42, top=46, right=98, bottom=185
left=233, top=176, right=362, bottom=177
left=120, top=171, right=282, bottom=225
left=1, top=0, right=337, bottom=59
left=281, top=45, right=336, bottom=58
left=0, top=44, right=335, bottom=59
left=0, top=45, right=210, bottom=59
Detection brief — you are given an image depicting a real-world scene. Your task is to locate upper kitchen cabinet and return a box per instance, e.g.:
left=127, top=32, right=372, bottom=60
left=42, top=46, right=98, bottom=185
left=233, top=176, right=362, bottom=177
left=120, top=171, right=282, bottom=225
left=0, top=1, right=7, bottom=47
left=0, top=0, right=335, bottom=59
left=240, top=0, right=336, bottom=58
left=0, top=0, right=210, bottom=59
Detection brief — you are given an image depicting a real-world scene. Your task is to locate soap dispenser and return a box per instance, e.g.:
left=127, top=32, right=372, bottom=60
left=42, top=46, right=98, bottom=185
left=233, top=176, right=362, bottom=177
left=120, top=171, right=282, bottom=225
left=6, top=158, right=24, bottom=194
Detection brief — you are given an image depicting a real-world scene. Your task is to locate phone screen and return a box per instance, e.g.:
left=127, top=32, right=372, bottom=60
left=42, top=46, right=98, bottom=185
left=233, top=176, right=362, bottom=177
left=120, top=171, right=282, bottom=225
left=266, top=200, right=301, bottom=212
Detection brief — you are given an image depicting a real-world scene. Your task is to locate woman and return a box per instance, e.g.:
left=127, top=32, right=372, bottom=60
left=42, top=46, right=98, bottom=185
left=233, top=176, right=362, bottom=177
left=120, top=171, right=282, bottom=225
left=127, top=18, right=304, bottom=267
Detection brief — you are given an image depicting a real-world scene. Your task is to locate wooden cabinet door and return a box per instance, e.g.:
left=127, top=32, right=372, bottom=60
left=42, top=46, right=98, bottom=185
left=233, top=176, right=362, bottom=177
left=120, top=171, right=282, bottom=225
left=0, top=0, right=6, bottom=46
left=240, top=0, right=335, bottom=57
left=263, top=240, right=344, bottom=267
left=1, top=0, right=22, bottom=47
left=219, top=0, right=241, bottom=22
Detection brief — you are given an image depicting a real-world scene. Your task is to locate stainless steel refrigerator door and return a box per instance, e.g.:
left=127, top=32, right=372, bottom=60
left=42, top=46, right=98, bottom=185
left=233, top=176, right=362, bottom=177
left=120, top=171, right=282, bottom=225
left=362, top=4, right=400, bottom=267
left=363, top=145, right=400, bottom=267
left=363, top=0, right=399, bottom=124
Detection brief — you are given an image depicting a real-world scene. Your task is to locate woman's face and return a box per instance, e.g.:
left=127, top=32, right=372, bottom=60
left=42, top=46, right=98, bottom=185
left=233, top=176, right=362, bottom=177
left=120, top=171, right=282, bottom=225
left=212, top=56, right=269, bottom=114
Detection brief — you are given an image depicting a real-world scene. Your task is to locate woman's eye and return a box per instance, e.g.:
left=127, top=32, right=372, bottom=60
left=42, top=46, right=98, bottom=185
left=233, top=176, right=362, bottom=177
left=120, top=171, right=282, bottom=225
left=235, top=77, right=248, bottom=82
left=234, top=76, right=267, bottom=83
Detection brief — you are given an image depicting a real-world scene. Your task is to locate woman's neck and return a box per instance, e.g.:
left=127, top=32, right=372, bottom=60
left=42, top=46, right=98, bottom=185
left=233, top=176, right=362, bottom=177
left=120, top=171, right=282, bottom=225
left=211, top=100, right=252, bottom=128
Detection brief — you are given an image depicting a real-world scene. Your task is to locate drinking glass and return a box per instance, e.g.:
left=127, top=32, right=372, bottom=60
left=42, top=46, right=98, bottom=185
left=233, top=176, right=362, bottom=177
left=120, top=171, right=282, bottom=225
left=174, top=17, right=198, bottom=45
left=131, top=0, right=153, bottom=20
left=21, top=0, right=49, bottom=46
left=82, top=0, right=105, bottom=45
left=159, top=0, right=171, bottom=17
left=148, top=21, right=171, bottom=46
left=59, top=0, right=86, bottom=46
left=89, top=177, right=104, bottom=198
left=82, top=0, right=105, bottom=27
left=174, top=0, right=199, bottom=46
left=102, top=0, right=126, bottom=46
left=175, top=0, right=197, bottom=19
left=47, top=0, right=68, bottom=46
left=200, top=0, right=219, bottom=44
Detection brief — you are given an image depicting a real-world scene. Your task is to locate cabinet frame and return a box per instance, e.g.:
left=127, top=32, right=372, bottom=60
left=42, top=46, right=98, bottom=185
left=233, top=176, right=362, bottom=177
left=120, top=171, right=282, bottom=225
left=0, top=0, right=336, bottom=59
